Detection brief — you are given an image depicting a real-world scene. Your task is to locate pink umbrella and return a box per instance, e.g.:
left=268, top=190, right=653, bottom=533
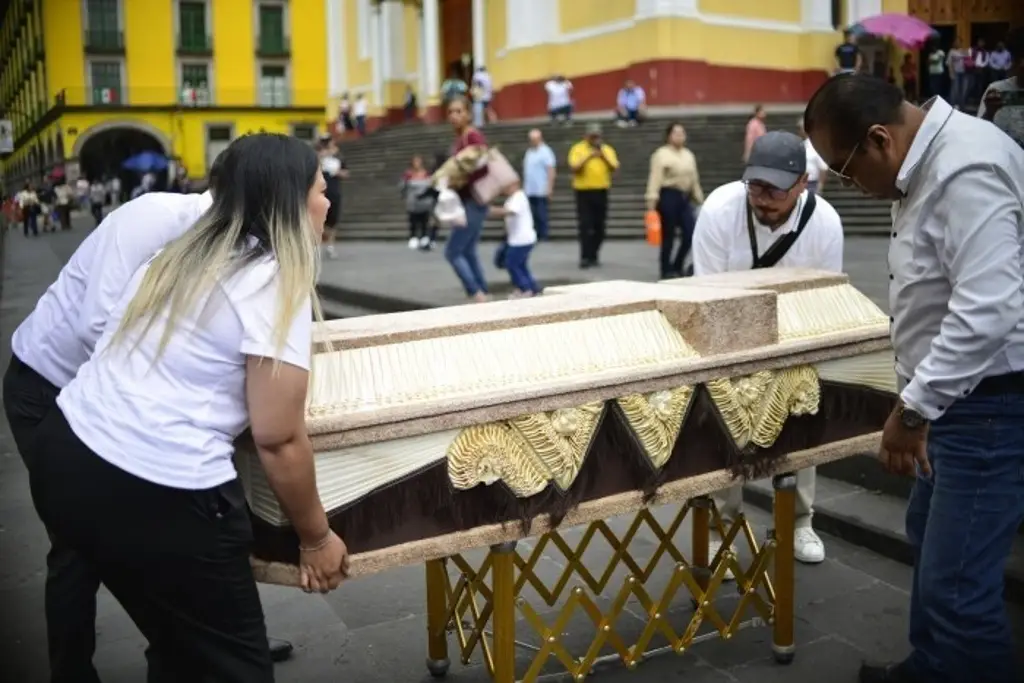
left=850, top=13, right=939, bottom=49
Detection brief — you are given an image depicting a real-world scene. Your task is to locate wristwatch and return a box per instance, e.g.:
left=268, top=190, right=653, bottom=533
left=898, top=404, right=928, bottom=430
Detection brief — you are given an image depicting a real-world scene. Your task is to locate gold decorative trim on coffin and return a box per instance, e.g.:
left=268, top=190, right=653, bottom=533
left=447, top=402, right=605, bottom=497
left=615, top=386, right=695, bottom=469
left=706, top=366, right=821, bottom=449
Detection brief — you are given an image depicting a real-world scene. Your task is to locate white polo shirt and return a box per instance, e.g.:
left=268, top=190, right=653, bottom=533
left=692, top=180, right=844, bottom=275
left=57, top=253, right=313, bottom=491
left=12, top=191, right=213, bottom=389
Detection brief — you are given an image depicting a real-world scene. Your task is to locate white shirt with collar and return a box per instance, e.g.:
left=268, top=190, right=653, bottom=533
left=57, top=249, right=312, bottom=491
left=890, top=96, right=1024, bottom=421
left=692, top=180, right=844, bottom=275
left=12, top=191, right=213, bottom=389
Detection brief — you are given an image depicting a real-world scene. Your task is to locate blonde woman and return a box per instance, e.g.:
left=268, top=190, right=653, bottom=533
left=26, top=134, right=346, bottom=682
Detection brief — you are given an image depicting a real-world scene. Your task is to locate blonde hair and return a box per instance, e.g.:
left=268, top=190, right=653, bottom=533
left=109, top=134, right=324, bottom=365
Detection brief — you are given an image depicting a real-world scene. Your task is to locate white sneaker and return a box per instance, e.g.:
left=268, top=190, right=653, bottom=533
left=408, top=237, right=419, bottom=249
left=794, top=527, right=825, bottom=564
left=709, top=540, right=735, bottom=581
left=325, top=244, right=337, bottom=259
left=418, top=235, right=430, bottom=248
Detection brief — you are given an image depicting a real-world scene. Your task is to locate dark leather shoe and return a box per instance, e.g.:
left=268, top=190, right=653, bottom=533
left=269, top=637, right=294, bottom=663
left=858, top=661, right=919, bottom=683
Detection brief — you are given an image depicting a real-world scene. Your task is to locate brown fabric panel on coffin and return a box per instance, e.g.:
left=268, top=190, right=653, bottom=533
left=248, top=380, right=897, bottom=564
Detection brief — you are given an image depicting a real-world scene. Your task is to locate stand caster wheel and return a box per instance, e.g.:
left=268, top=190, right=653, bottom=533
left=426, top=657, right=451, bottom=678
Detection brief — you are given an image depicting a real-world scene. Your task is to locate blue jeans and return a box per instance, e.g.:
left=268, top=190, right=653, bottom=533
left=444, top=198, right=488, bottom=296
left=950, top=73, right=973, bottom=108
left=902, top=391, right=1024, bottom=683
left=528, top=196, right=549, bottom=240
left=505, top=244, right=540, bottom=294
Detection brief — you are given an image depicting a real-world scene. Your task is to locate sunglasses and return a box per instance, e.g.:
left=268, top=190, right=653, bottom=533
left=745, top=181, right=794, bottom=201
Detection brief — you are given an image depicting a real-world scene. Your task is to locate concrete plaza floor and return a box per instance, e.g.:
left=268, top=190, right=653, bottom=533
left=1, top=220, right=1021, bottom=682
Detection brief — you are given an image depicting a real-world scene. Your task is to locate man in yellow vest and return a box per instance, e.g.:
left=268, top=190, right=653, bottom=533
left=568, top=123, right=619, bottom=268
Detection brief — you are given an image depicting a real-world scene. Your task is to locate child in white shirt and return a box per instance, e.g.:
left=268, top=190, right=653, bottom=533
left=490, top=182, right=541, bottom=297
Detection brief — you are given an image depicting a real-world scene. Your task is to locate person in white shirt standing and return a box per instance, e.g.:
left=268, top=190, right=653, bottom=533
left=797, top=117, right=829, bottom=195
left=489, top=181, right=541, bottom=297
left=471, top=65, right=494, bottom=127
left=14, top=135, right=345, bottom=681
left=805, top=73, right=1024, bottom=683
left=545, top=75, right=574, bottom=124
left=692, top=131, right=844, bottom=568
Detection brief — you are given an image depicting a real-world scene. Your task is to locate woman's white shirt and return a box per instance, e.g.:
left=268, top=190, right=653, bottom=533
left=57, top=255, right=312, bottom=491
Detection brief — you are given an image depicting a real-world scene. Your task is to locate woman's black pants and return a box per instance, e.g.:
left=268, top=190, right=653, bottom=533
left=27, top=401, right=273, bottom=682
left=657, top=187, right=696, bottom=278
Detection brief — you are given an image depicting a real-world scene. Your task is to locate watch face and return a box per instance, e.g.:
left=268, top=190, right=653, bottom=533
left=900, top=407, right=926, bottom=428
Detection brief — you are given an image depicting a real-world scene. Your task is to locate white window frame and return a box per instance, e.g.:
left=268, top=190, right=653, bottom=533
left=80, top=0, right=125, bottom=42
left=178, top=60, right=214, bottom=106
left=84, top=57, right=126, bottom=106
left=254, top=0, right=291, bottom=54
left=174, top=0, right=212, bottom=51
left=257, top=60, right=290, bottom=107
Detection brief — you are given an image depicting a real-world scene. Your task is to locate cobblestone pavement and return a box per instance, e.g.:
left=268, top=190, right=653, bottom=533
left=2, top=222, right=1020, bottom=682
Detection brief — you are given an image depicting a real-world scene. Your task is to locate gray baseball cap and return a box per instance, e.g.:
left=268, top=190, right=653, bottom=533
left=742, top=131, right=807, bottom=190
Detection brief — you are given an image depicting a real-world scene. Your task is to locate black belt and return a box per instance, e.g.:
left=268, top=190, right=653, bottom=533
left=900, top=371, right=1024, bottom=396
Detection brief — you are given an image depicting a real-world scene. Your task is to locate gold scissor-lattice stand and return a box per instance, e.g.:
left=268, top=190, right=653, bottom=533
left=423, top=475, right=799, bottom=683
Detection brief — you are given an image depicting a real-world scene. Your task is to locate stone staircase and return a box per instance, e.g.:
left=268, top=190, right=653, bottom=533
left=335, top=113, right=893, bottom=241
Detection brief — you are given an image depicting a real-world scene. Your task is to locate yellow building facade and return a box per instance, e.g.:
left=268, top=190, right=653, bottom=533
left=1, top=0, right=327, bottom=186
left=330, top=0, right=911, bottom=124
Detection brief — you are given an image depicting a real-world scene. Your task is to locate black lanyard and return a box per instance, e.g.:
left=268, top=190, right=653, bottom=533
left=746, top=194, right=816, bottom=270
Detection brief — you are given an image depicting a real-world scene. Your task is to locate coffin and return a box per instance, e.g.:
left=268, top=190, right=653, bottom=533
left=237, top=269, right=896, bottom=572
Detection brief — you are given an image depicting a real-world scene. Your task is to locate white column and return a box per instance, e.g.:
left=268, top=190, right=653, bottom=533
left=422, top=0, right=440, bottom=98
left=370, top=3, right=383, bottom=106
left=380, top=0, right=405, bottom=81
left=327, top=0, right=347, bottom=97
left=472, top=0, right=486, bottom=67
left=418, top=7, right=428, bottom=99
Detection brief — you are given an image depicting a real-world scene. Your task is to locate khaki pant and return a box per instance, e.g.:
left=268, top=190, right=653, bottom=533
left=715, top=466, right=816, bottom=532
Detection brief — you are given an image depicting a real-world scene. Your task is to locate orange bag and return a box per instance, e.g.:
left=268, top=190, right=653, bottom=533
left=644, top=210, right=662, bottom=247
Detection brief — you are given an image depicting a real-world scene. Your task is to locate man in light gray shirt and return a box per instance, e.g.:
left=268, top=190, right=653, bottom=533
left=805, top=74, right=1024, bottom=683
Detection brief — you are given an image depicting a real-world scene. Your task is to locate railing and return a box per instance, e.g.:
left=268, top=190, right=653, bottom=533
left=83, top=29, right=124, bottom=53
left=53, top=86, right=327, bottom=109
left=89, top=86, right=124, bottom=106
left=177, top=33, right=213, bottom=55
left=255, top=35, right=290, bottom=57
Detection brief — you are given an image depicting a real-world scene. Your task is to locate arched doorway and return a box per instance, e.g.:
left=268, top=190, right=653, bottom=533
left=74, top=121, right=171, bottom=192
left=441, top=0, right=473, bottom=83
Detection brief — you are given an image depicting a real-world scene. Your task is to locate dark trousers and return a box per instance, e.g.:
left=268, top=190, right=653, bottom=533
left=929, top=73, right=946, bottom=99
left=656, top=187, right=695, bottom=279
left=90, top=202, right=103, bottom=225
left=57, top=205, right=72, bottom=230
left=901, top=390, right=1024, bottom=683
left=505, top=244, right=540, bottom=294
left=408, top=211, right=429, bottom=239
left=3, top=354, right=102, bottom=683
left=575, top=189, right=608, bottom=264
left=23, top=210, right=38, bottom=236
left=28, top=407, right=274, bottom=683
left=528, top=196, right=549, bottom=240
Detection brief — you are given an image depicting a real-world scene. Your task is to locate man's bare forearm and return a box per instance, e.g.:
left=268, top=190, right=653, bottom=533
left=257, top=437, right=329, bottom=546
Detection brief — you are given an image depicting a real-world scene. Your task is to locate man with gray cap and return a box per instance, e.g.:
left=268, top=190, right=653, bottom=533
left=692, top=130, right=844, bottom=567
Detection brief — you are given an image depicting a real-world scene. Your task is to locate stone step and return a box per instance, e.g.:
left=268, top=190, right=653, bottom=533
left=741, top=476, right=1024, bottom=604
